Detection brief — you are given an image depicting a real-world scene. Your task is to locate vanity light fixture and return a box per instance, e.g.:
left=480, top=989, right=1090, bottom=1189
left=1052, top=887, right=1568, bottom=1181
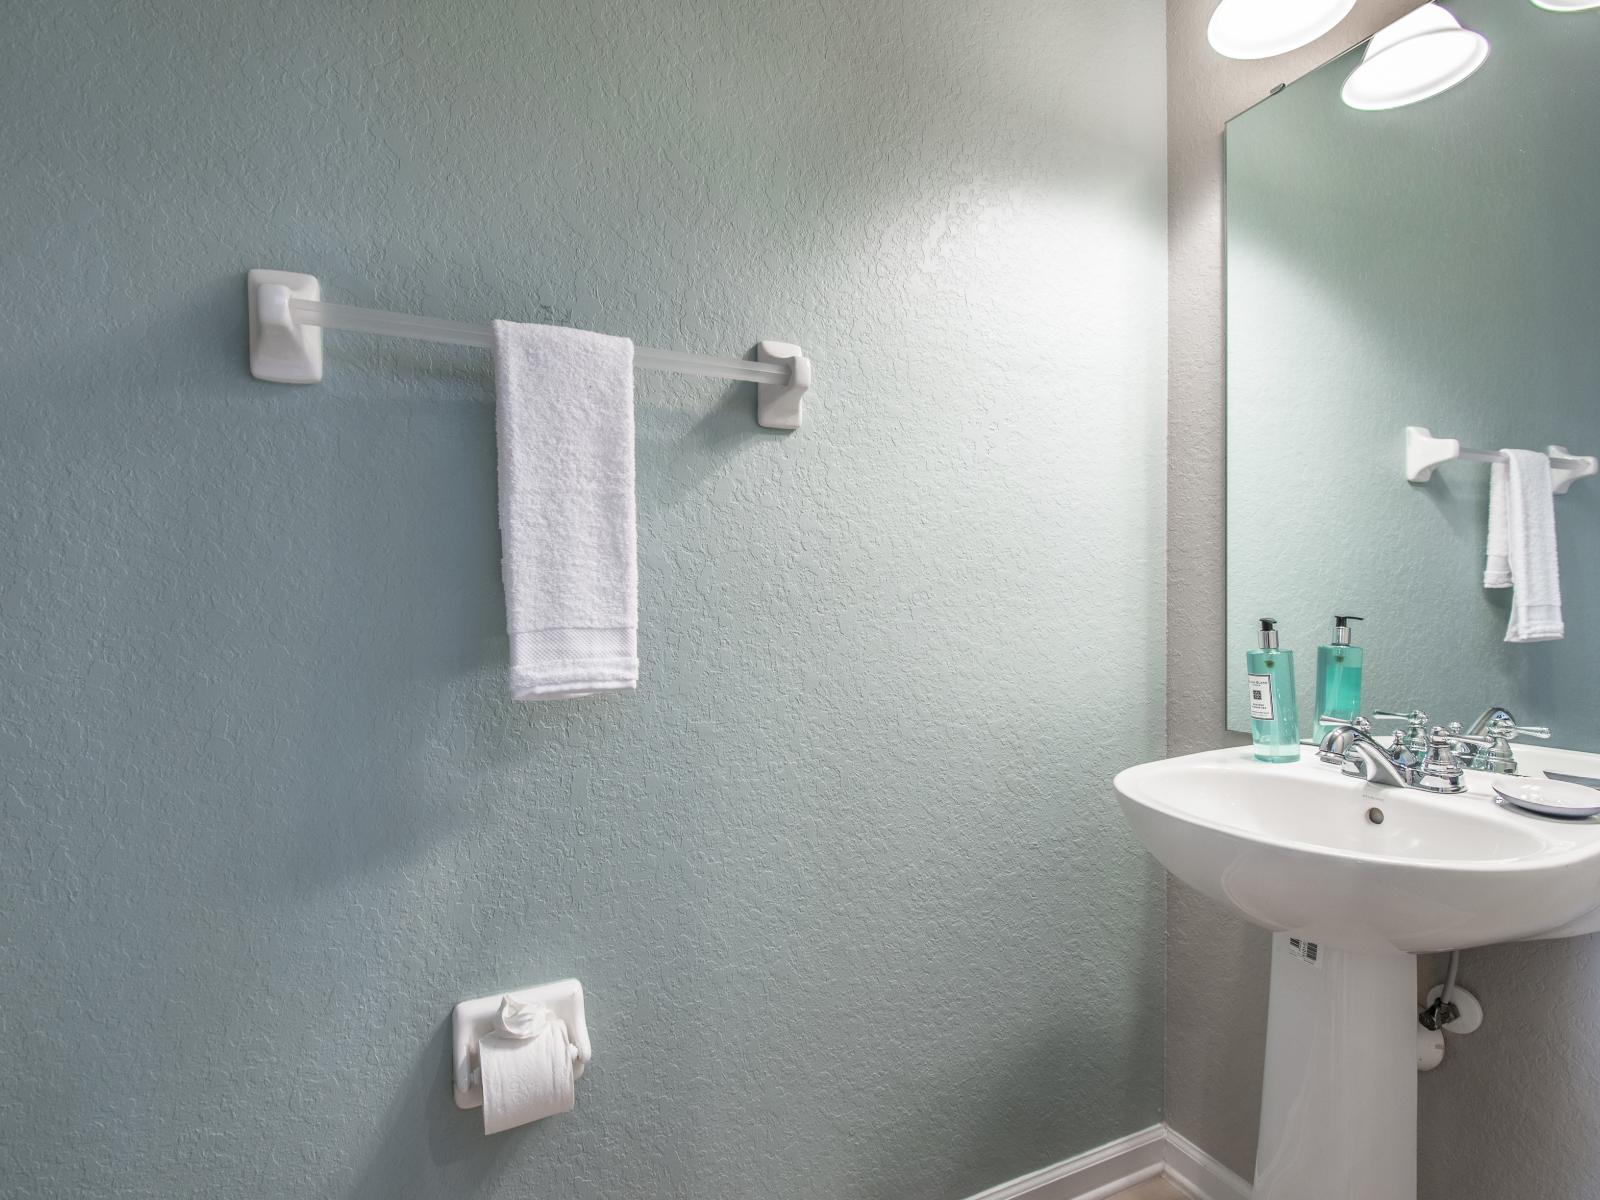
left=1341, top=3, right=1489, bottom=110
left=1531, top=0, right=1600, bottom=11
left=1207, top=0, right=1356, bottom=59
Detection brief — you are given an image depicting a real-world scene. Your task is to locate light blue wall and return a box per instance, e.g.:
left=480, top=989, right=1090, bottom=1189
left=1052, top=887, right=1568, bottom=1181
left=0, top=3, right=1167, bottom=1197
left=1224, top=0, right=1600, bottom=747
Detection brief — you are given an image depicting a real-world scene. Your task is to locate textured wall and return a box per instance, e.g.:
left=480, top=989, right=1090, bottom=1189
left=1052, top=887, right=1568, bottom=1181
left=1163, top=0, right=1416, bottom=1181
left=1168, top=1, right=1600, bottom=1194
left=1226, top=0, right=1600, bottom=746
left=1416, top=938, right=1600, bottom=1200
left=0, top=3, right=1167, bottom=1199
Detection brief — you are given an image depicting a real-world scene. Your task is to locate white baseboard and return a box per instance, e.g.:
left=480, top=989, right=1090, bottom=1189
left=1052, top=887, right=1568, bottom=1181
left=961, top=1124, right=1253, bottom=1200
left=962, top=1125, right=1167, bottom=1200
left=1162, top=1127, right=1253, bottom=1200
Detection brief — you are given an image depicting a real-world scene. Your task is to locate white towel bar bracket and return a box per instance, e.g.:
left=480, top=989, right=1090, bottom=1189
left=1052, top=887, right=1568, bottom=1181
left=1544, top=446, right=1596, bottom=495
left=755, top=340, right=810, bottom=430
left=1405, top=425, right=1598, bottom=494
left=247, top=269, right=323, bottom=384
left=245, top=269, right=812, bottom=429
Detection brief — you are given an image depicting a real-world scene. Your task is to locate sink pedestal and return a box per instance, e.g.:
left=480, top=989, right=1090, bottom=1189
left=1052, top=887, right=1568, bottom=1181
left=1118, top=744, right=1600, bottom=1199
left=1254, top=934, right=1416, bottom=1200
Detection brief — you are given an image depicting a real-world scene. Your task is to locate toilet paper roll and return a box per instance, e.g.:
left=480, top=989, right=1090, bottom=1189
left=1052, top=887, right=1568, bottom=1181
left=479, top=1019, right=576, bottom=1135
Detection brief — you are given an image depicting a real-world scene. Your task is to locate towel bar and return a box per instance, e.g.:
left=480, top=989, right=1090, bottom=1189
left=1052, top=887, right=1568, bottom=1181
left=246, top=269, right=812, bottom=429
left=1405, top=426, right=1598, bottom=494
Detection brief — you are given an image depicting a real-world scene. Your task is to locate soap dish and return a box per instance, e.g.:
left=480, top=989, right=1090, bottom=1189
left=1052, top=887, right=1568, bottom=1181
left=1493, top=778, right=1600, bottom=820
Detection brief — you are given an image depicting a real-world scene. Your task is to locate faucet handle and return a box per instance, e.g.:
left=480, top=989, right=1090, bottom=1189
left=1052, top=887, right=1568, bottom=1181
left=1414, top=726, right=1491, bottom=793
left=1317, top=714, right=1371, bottom=735
left=1486, top=715, right=1550, bottom=741
left=1374, top=709, right=1428, bottom=727
left=1467, top=715, right=1549, bottom=774
left=1375, top=710, right=1432, bottom=755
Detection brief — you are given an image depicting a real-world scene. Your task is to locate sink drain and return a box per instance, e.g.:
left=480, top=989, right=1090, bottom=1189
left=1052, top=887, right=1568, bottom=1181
left=1366, top=806, right=1385, bottom=824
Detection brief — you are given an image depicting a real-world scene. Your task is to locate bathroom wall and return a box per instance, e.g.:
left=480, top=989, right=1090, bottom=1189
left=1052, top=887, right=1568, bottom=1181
left=0, top=3, right=1167, bottom=1199
left=1166, top=1, right=1600, bottom=1195
left=1163, top=0, right=1416, bottom=1177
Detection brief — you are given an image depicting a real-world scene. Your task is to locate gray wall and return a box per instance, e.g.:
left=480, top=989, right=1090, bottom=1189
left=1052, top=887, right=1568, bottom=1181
left=1166, top=0, right=1600, bottom=1194
left=0, top=3, right=1167, bottom=1199
left=1164, top=0, right=1416, bottom=1177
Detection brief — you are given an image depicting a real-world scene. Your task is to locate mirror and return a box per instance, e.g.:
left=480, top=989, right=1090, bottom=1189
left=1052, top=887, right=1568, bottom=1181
left=1225, top=0, right=1600, bottom=750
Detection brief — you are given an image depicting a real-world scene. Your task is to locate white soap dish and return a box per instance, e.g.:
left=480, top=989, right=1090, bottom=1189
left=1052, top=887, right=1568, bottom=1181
left=1493, top=779, right=1600, bottom=820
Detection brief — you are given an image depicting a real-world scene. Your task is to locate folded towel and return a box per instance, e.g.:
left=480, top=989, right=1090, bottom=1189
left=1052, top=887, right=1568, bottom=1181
left=491, top=321, right=638, bottom=700
left=1483, top=459, right=1512, bottom=588
left=1490, top=449, right=1563, bottom=643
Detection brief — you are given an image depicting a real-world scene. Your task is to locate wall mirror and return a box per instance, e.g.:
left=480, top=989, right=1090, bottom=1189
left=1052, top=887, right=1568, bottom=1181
left=1224, top=0, right=1600, bottom=750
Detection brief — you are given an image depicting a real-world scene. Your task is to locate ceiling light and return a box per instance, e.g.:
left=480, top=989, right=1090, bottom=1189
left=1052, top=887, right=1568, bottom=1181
left=1207, top=0, right=1357, bottom=59
left=1531, top=0, right=1600, bottom=11
left=1341, top=3, right=1489, bottom=110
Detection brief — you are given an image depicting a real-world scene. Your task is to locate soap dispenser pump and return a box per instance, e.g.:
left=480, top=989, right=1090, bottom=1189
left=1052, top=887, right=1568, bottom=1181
left=1247, top=618, right=1301, bottom=762
left=1313, top=615, right=1365, bottom=742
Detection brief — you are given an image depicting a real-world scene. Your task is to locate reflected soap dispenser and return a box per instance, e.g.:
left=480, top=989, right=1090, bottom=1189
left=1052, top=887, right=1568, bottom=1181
left=1247, top=618, right=1301, bottom=762
left=1313, top=615, right=1365, bottom=742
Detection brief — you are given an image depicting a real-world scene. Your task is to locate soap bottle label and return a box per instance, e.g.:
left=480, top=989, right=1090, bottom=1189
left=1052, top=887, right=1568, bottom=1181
left=1248, top=673, right=1275, bottom=721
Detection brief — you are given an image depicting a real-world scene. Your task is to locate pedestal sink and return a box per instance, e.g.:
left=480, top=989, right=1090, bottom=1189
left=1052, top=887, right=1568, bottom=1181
left=1115, top=744, right=1600, bottom=1200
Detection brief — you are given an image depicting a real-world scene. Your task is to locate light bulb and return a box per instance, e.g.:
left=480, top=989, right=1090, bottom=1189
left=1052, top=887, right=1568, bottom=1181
left=1207, top=0, right=1357, bottom=59
left=1341, top=3, right=1489, bottom=111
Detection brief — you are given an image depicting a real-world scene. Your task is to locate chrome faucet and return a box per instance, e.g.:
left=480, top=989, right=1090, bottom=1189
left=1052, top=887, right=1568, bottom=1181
left=1375, top=710, right=1431, bottom=764
left=1316, top=717, right=1412, bottom=788
left=1465, top=711, right=1551, bottom=775
left=1316, top=713, right=1491, bottom=794
left=1466, top=705, right=1516, bottom=737
left=1415, top=726, right=1493, bottom=793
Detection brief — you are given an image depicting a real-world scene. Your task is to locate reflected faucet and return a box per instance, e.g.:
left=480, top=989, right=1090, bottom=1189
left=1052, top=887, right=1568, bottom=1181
left=1466, top=706, right=1517, bottom=737
left=1464, top=708, right=1552, bottom=775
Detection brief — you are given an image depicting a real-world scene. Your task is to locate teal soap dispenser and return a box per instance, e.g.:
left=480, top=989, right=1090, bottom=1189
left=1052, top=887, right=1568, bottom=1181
left=1313, top=615, right=1365, bottom=742
left=1247, top=618, right=1301, bottom=762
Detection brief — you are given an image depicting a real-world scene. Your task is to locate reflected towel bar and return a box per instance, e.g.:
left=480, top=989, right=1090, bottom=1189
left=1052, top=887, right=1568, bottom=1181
left=1405, top=426, right=1598, bottom=494
left=246, top=268, right=812, bottom=429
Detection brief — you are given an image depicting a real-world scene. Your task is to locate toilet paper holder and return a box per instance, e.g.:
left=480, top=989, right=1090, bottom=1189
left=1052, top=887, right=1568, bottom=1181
left=452, top=978, right=591, bottom=1110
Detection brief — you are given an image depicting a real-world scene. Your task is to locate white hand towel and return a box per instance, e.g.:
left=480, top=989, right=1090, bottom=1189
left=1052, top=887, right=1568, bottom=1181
left=1494, top=448, right=1563, bottom=644
left=491, top=321, right=638, bottom=700
left=1483, top=459, right=1512, bottom=589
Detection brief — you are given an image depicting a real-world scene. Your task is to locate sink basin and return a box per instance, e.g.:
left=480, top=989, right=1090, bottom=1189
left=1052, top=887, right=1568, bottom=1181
left=1114, top=743, right=1600, bottom=1200
left=1115, top=746, right=1600, bottom=955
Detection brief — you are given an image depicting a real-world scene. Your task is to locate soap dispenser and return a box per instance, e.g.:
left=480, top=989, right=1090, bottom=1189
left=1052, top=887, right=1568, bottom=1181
left=1247, top=618, right=1300, bottom=762
left=1313, top=615, right=1365, bottom=742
